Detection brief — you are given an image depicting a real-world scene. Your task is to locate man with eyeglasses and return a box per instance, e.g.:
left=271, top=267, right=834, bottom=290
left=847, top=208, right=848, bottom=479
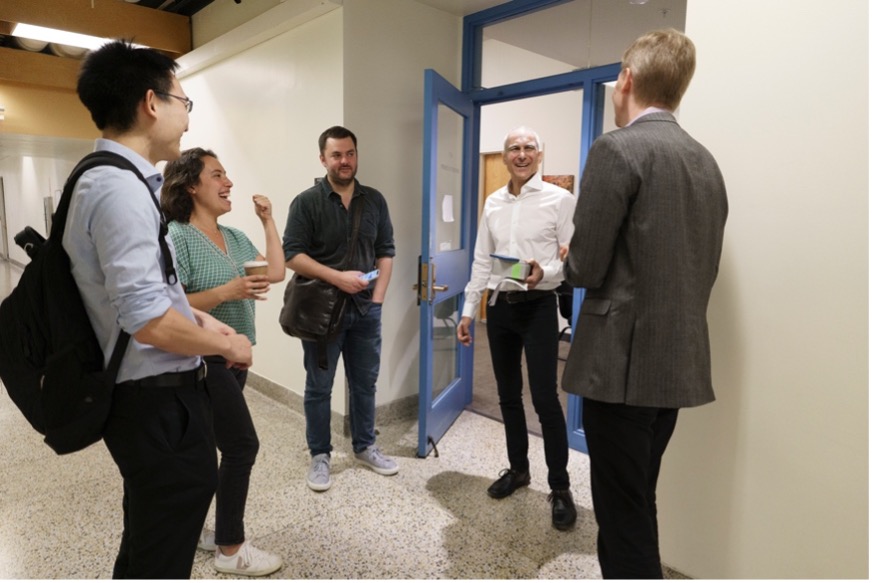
left=456, top=126, right=578, bottom=531
left=67, top=40, right=252, bottom=578
left=156, top=90, right=194, bottom=112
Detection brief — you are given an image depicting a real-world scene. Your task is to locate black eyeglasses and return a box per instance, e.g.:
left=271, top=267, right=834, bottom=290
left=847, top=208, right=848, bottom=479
left=156, top=91, right=193, bottom=113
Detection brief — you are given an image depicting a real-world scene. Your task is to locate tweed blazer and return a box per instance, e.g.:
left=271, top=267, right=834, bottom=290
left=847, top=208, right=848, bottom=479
left=562, top=112, right=728, bottom=408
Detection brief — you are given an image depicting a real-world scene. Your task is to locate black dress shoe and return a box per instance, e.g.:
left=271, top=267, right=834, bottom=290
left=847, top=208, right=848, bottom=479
left=487, top=469, right=531, bottom=499
left=549, top=489, right=577, bottom=531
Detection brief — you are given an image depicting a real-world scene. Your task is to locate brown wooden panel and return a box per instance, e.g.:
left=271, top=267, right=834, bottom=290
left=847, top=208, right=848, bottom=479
left=0, top=46, right=79, bottom=90
left=482, top=151, right=509, bottom=202
left=0, top=81, right=97, bottom=139
left=477, top=152, right=510, bottom=322
left=0, top=0, right=191, bottom=56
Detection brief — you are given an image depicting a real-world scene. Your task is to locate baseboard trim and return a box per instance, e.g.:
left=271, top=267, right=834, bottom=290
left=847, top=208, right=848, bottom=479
left=245, top=370, right=418, bottom=438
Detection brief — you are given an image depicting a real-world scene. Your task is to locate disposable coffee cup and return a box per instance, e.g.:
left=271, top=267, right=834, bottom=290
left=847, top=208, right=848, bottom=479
left=243, top=261, right=268, bottom=276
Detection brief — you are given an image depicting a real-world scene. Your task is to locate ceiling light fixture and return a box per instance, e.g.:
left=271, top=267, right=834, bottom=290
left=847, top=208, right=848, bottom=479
left=11, top=23, right=123, bottom=52
left=629, top=0, right=650, bottom=4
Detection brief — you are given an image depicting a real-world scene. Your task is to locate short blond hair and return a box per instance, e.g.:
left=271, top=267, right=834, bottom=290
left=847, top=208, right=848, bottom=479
left=622, top=28, right=696, bottom=110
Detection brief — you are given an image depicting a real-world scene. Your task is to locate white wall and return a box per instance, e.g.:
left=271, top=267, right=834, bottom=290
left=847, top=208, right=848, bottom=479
left=0, top=150, right=89, bottom=264
left=657, top=0, right=868, bottom=578
left=4, top=2, right=863, bottom=576
left=178, top=0, right=463, bottom=414
left=179, top=9, right=345, bottom=405
left=342, top=0, right=463, bottom=406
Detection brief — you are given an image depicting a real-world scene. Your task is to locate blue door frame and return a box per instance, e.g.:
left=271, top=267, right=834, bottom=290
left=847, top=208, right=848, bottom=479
left=417, top=0, right=619, bottom=457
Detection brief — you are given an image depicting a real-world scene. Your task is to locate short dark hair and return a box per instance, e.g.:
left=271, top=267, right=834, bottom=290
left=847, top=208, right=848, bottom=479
left=318, top=126, right=357, bottom=154
left=161, top=147, right=217, bottom=223
left=77, top=40, right=179, bottom=132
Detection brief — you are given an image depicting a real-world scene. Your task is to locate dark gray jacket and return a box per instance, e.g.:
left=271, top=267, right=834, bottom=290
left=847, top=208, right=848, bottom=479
left=563, top=112, right=728, bottom=408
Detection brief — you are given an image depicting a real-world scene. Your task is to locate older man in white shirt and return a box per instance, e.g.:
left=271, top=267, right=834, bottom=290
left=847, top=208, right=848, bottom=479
left=456, top=126, right=577, bottom=531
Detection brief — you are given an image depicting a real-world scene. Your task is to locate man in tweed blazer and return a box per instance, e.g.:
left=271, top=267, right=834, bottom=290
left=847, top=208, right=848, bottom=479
left=562, top=29, right=728, bottom=578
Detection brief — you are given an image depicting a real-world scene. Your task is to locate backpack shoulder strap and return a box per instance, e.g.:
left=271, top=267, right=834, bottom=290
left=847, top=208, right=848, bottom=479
left=53, top=151, right=176, bottom=378
left=54, top=151, right=177, bottom=285
left=51, top=151, right=141, bottom=241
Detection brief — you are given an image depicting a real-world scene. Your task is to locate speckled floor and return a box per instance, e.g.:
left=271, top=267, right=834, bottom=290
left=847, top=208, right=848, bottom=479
left=0, top=260, right=687, bottom=579
left=0, top=384, right=605, bottom=579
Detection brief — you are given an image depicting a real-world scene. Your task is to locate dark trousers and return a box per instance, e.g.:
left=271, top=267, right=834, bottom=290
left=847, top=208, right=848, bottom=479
left=486, top=294, right=570, bottom=490
left=102, top=377, right=217, bottom=579
left=582, top=397, right=679, bottom=579
left=204, top=355, right=259, bottom=547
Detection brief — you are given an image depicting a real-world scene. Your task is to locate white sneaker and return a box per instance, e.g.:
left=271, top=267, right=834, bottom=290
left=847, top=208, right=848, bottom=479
left=213, top=540, right=283, bottom=577
left=197, top=528, right=217, bottom=552
left=354, top=445, right=399, bottom=476
left=307, top=453, right=332, bottom=492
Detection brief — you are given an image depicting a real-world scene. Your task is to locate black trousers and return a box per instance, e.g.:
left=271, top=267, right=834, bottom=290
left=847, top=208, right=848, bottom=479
left=204, top=354, right=259, bottom=547
left=486, top=294, right=570, bottom=490
left=103, top=376, right=217, bottom=579
left=582, top=397, right=679, bottom=579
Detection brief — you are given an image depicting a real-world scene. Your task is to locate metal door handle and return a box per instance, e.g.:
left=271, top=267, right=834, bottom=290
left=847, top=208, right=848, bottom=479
left=412, top=283, right=449, bottom=292
left=414, top=261, right=449, bottom=302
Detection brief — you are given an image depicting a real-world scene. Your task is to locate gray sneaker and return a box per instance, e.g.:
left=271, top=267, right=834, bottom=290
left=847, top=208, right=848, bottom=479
left=354, top=445, right=399, bottom=476
left=197, top=528, right=217, bottom=552
left=307, top=453, right=332, bottom=492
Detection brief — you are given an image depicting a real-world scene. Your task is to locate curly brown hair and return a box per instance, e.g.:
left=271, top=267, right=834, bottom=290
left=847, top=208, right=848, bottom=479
left=161, top=147, right=217, bottom=223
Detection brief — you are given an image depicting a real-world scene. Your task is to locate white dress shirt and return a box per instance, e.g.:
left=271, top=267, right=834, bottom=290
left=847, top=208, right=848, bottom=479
left=461, top=173, right=576, bottom=319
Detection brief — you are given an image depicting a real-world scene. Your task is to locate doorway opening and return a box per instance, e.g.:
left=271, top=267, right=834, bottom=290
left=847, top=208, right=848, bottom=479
left=465, top=91, right=581, bottom=437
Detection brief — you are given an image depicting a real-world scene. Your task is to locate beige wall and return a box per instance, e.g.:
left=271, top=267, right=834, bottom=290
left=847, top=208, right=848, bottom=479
left=1, top=1, right=866, bottom=577
left=342, top=0, right=463, bottom=407
left=178, top=0, right=463, bottom=413
left=178, top=8, right=345, bottom=407
left=658, top=0, right=868, bottom=578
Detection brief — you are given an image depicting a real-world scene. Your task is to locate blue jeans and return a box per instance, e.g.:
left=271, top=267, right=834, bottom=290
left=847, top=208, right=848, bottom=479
left=302, top=302, right=382, bottom=456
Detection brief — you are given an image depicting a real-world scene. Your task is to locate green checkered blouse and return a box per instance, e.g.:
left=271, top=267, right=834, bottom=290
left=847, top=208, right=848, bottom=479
left=168, top=221, right=260, bottom=344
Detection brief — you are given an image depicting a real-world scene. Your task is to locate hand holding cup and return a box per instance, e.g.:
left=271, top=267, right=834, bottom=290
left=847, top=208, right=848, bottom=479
left=243, top=261, right=270, bottom=298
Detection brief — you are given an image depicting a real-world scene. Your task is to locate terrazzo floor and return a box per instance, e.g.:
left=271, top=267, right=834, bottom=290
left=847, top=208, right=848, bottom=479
left=0, top=260, right=686, bottom=579
left=0, top=385, right=604, bottom=579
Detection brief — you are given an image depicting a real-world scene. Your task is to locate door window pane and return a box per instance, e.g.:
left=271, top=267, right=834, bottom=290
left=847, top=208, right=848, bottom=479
left=431, top=295, right=459, bottom=400
left=435, top=104, right=464, bottom=252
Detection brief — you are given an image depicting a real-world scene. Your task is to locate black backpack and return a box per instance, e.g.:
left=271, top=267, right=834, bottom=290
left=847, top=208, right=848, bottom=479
left=0, top=151, right=173, bottom=454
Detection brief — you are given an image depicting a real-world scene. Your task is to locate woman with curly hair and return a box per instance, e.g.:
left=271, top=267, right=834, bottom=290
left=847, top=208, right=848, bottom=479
left=162, top=147, right=285, bottom=577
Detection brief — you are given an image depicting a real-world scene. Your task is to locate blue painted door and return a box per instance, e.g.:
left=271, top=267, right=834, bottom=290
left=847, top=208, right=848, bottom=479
left=416, top=69, right=476, bottom=458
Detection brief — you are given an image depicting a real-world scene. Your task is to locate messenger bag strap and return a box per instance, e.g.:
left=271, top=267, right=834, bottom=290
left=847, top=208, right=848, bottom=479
left=341, top=194, right=366, bottom=270
left=314, top=197, right=366, bottom=370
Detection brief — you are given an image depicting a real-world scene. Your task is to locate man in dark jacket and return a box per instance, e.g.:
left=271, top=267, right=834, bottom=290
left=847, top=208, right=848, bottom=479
left=562, top=29, right=728, bottom=579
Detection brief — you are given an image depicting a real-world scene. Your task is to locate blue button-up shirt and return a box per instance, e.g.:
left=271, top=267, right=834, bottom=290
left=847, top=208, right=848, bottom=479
left=62, top=139, right=200, bottom=382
